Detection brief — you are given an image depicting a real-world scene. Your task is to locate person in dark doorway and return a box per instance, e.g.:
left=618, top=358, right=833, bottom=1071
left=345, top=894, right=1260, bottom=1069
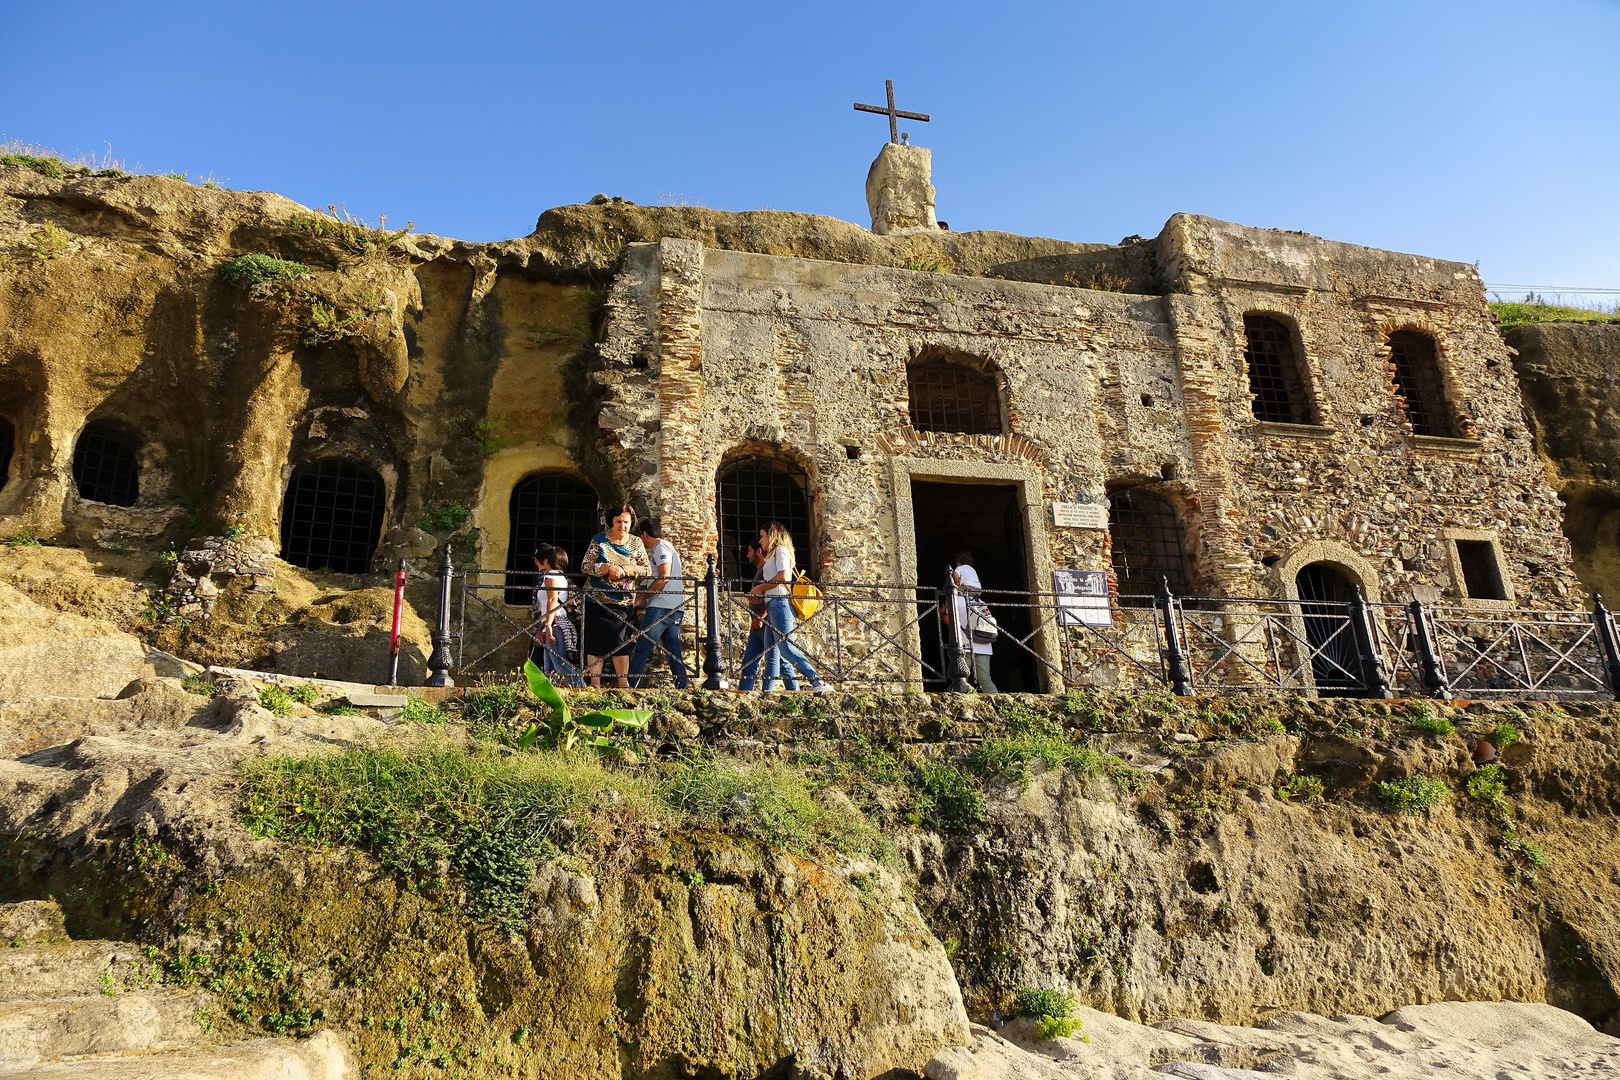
left=580, top=504, right=651, bottom=688
left=627, top=519, right=689, bottom=688
left=950, top=550, right=998, bottom=693
left=737, top=539, right=797, bottom=691
left=748, top=522, right=832, bottom=692
left=530, top=545, right=580, bottom=687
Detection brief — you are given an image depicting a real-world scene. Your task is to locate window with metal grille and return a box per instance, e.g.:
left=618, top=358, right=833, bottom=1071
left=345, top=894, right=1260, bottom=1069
left=1455, top=540, right=1506, bottom=600
left=906, top=360, right=1002, bottom=435
left=1243, top=315, right=1315, bottom=424
left=1387, top=331, right=1457, bottom=437
left=1107, top=487, right=1191, bottom=602
left=716, top=455, right=812, bottom=580
left=279, top=458, right=384, bottom=574
left=71, top=426, right=140, bottom=507
left=0, top=416, right=13, bottom=492
left=505, top=474, right=601, bottom=605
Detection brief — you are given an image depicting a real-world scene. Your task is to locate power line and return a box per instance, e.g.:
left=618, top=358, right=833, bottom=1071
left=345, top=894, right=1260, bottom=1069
left=1484, top=283, right=1620, bottom=295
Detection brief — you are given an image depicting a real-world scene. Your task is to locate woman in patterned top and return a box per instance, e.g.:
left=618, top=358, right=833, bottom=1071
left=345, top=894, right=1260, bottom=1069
left=579, top=503, right=651, bottom=688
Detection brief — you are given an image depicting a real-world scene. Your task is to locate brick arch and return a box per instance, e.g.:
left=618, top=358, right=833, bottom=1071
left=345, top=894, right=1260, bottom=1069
left=905, top=343, right=1005, bottom=435
left=714, top=444, right=820, bottom=580
left=1239, top=309, right=1319, bottom=425
left=1372, top=320, right=1467, bottom=438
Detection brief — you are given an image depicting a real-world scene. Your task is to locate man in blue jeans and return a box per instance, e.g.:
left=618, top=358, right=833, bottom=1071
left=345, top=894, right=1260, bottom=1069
left=628, top=519, right=689, bottom=688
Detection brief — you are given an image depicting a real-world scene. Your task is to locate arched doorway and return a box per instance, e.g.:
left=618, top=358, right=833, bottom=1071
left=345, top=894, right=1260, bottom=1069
left=715, top=454, right=812, bottom=580
left=1296, top=562, right=1359, bottom=695
left=72, top=426, right=140, bottom=506
left=279, top=458, right=385, bottom=574
left=505, top=474, right=600, bottom=605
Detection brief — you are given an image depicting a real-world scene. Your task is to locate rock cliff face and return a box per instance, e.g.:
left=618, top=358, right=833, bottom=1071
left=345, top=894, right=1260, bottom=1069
left=4, top=572, right=1620, bottom=1078
left=1508, top=322, right=1620, bottom=604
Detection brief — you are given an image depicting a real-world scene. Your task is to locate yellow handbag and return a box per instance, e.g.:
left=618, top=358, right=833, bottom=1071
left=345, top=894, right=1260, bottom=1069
left=790, top=571, right=823, bottom=621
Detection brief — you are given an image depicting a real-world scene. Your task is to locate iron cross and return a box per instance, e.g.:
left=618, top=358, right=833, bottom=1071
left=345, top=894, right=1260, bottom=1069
left=853, top=80, right=931, bottom=145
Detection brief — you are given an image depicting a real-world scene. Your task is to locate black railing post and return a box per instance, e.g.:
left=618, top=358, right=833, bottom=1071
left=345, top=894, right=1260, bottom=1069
left=425, top=542, right=456, bottom=688
left=941, top=568, right=973, bottom=694
left=1157, top=576, right=1192, bottom=696
left=1350, top=586, right=1392, bottom=699
left=1593, top=593, right=1620, bottom=700
left=1407, top=599, right=1450, bottom=699
left=702, top=553, right=728, bottom=691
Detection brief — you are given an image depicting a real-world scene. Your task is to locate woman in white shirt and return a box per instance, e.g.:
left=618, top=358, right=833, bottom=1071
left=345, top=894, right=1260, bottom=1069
left=531, top=545, right=580, bottom=687
left=746, top=522, right=831, bottom=692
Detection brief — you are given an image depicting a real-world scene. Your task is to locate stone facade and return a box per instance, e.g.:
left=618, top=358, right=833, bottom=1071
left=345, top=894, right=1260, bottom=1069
left=0, top=158, right=1580, bottom=689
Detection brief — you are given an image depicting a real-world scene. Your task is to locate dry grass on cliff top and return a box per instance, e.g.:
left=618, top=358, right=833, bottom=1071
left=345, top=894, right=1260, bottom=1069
left=1491, top=298, right=1620, bottom=331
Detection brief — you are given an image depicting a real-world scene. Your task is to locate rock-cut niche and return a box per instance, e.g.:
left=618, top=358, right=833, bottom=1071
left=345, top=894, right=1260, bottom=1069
left=279, top=458, right=384, bottom=574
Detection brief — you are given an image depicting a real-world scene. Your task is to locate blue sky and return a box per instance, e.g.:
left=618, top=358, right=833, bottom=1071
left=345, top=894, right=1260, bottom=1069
left=4, top=0, right=1617, bottom=302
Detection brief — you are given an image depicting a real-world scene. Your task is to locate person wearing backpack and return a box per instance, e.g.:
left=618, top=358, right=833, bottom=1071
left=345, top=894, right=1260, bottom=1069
left=747, top=522, right=832, bottom=692
left=950, top=551, right=998, bottom=694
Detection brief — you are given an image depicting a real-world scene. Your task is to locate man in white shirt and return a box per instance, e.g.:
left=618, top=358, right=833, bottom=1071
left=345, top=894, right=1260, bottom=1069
left=628, top=519, right=689, bottom=688
left=950, top=551, right=998, bottom=693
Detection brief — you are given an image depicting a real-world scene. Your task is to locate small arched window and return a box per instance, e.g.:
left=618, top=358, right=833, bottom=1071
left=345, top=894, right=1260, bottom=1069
left=716, top=454, right=812, bottom=580
left=1243, top=315, right=1315, bottom=425
left=0, top=416, right=14, bottom=493
left=505, top=474, right=600, bottom=605
left=906, top=357, right=1002, bottom=435
left=1387, top=331, right=1457, bottom=438
left=72, top=426, right=140, bottom=506
left=1108, top=486, right=1191, bottom=601
left=280, top=457, right=384, bottom=574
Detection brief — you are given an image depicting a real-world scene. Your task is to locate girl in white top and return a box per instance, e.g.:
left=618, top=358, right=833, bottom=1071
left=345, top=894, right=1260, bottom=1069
left=532, top=546, right=580, bottom=686
left=746, top=522, right=831, bottom=691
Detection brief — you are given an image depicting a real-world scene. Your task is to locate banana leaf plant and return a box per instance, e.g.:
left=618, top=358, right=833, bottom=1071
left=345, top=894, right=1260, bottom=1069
left=519, top=659, right=650, bottom=757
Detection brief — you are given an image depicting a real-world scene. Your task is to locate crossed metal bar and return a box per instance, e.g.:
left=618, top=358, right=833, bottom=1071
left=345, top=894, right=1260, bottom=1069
left=434, top=560, right=1620, bottom=701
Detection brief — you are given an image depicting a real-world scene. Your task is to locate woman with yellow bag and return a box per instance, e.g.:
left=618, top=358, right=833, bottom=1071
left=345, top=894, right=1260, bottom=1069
left=747, top=522, right=833, bottom=692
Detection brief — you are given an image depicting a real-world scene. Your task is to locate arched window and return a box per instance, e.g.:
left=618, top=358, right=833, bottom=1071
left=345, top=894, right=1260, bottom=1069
left=1387, top=331, right=1457, bottom=438
left=0, top=416, right=14, bottom=493
left=72, top=426, right=140, bottom=507
left=906, top=357, right=1002, bottom=435
left=1243, top=315, right=1315, bottom=424
left=505, top=474, right=600, bottom=605
left=716, top=455, right=812, bottom=580
left=1296, top=563, right=1358, bottom=696
left=279, top=458, right=384, bottom=574
left=1108, top=487, right=1191, bottom=600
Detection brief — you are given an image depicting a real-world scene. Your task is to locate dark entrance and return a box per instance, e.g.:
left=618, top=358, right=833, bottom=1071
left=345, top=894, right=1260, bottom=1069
left=280, top=458, right=384, bottom=574
left=1296, top=562, right=1359, bottom=696
left=505, top=474, right=600, bottom=605
left=910, top=480, right=1039, bottom=693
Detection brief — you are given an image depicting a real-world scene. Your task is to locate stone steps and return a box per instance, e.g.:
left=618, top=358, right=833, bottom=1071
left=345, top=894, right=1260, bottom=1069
left=0, top=902, right=349, bottom=1079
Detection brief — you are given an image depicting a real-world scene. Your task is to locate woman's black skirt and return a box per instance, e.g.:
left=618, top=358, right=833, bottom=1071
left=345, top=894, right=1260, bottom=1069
left=582, top=598, right=635, bottom=658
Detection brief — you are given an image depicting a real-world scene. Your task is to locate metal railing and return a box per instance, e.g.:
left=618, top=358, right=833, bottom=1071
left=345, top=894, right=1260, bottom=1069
left=419, top=545, right=1620, bottom=701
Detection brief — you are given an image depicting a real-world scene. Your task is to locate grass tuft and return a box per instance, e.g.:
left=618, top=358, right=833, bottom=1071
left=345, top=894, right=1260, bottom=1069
left=1376, top=775, right=1449, bottom=814
left=220, top=254, right=310, bottom=288
left=1013, top=986, right=1086, bottom=1041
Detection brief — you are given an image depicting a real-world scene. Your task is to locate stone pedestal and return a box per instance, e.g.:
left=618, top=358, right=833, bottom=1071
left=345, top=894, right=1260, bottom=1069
left=865, top=143, right=939, bottom=235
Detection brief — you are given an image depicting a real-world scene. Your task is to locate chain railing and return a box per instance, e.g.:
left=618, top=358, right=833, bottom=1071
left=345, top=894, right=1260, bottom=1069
left=420, top=547, right=1620, bottom=701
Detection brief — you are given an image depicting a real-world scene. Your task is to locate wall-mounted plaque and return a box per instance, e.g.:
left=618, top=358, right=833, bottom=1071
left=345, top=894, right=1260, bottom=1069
left=1054, top=569, right=1112, bottom=626
left=1051, top=502, right=1106, bottom=529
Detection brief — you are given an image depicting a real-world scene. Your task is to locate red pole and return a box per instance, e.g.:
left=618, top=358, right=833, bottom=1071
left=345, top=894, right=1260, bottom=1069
left=388, top=559, right=406, bottom=686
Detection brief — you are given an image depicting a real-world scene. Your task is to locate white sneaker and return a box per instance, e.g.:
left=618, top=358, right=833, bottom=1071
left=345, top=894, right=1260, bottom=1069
left=812, top=682, right=836, bottom=693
